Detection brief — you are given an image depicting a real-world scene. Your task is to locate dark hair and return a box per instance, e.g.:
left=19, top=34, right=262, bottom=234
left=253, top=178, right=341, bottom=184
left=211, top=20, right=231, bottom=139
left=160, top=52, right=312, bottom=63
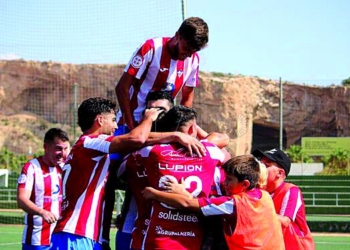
left=44, top=128, right=69, bottom=144
left=156, top=105, right=197, bottom=132
left=146, top=91, right=174, bottom=107
left=223, top=155, right=261, bottom=190
left=78, top=97, right=116, bottom=132
left=178, top=17, right=209, bottom=51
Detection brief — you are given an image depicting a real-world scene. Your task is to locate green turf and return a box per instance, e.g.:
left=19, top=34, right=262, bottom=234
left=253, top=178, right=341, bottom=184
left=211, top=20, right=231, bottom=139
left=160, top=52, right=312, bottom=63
left=0, top=225, right=117, bottom=249
left=307, top=214, right=350, bottom=221
left=0, top=225, right=349, bottom=250
left=0, top=211, right=25, bottom=217
left=314, top=235, right=350, bottom=250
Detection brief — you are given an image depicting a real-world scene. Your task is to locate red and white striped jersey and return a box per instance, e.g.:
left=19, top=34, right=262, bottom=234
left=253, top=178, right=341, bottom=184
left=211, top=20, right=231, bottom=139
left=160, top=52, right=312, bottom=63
left=137, top=141, right=225, bottom=250
left=116, top=37, right=200, bottom=123
left=53, top=134, right=113, bottom=242
left=17, top=157, right=63, bottom=246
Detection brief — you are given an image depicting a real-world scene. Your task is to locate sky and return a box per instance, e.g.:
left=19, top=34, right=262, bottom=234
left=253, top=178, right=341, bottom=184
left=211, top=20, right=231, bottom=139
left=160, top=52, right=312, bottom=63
left=1, top=0, right=349, bottom=86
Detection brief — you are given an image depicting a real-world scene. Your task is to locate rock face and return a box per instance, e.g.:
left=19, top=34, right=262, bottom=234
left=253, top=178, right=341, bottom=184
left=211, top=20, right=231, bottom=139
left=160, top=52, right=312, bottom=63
left=0, top=60, right=349, bottom=156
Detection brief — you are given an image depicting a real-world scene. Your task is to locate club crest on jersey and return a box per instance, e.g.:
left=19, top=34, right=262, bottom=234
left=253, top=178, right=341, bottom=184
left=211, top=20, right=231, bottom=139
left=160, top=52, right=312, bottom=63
left=177, top=70, right=183, bottom=77
left=18, top=174, right=27, bottom=184
left=131, top=54, right=143, bottom=68
left=162, top=82, right=175, bottom=92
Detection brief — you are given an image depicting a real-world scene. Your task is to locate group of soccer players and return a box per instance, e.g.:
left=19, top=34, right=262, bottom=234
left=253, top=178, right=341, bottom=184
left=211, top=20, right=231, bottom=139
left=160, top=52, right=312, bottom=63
left=17, top=16, right=315, bottom=250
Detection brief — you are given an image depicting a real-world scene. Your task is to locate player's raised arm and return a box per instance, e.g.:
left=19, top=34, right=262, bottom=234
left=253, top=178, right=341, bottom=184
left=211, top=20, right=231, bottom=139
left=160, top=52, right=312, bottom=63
left=109, top=108, right=163, bottom=154
left=115, top=72, right=138, bottom=130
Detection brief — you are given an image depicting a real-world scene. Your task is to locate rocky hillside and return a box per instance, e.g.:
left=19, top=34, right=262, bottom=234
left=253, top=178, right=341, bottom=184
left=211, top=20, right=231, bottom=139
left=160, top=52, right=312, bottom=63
left=0, top=60, right=349, bottom=156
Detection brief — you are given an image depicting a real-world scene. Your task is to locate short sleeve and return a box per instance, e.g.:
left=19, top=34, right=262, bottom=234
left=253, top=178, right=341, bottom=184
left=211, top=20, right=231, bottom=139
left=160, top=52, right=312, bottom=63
left=17, top=162, right=35, bottom=191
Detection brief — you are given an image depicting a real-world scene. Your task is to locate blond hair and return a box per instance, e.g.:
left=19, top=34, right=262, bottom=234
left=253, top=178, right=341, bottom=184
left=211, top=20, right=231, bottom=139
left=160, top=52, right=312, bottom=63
left=256, top=158, right=267, bottom=189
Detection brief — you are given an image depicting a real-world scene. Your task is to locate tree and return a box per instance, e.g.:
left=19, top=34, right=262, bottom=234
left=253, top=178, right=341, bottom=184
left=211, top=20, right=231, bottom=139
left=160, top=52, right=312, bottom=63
left=0, top=147, right=33, bottom=173
left=286, top=145, right=313, bottom=163
left=341, top=77, right=350, bottom=86
left=319, top=149, right=350, bottom=175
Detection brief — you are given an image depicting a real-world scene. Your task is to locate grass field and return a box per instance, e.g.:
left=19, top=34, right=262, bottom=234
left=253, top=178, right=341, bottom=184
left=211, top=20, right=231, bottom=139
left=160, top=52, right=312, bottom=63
left=0, top=225, right=349, bottom=250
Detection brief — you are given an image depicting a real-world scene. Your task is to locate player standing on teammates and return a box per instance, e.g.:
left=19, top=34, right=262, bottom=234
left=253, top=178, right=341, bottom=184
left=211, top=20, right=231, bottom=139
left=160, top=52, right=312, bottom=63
left=17, top=128, right=70, bottom=250
left=115, top=17, right=209, bottom=132
left=108, top=17, right=209, bottom=249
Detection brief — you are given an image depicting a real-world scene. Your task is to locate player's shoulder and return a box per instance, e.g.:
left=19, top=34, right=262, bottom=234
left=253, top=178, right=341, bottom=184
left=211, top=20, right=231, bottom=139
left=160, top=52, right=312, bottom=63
left=200, top=140, right=216, bottom=147
left=201, top=141, right=222, bottom=153
left=284, top=181, right=301, bottom=190
left=143, top=37, right=164, bottom=47
left=80, top=134, right=112, bottom=149
left=26, top=157, right=42, bottom=169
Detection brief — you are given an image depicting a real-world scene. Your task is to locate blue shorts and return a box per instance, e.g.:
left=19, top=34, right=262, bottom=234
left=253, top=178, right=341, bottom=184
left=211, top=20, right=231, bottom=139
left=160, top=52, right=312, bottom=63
left=22, top=244, right=50, bottom=250
left=51, top=232, right=102, bottom=250
left=110, top=125, right=130, bottom=160
left=115, top=230, right=131, bottom=250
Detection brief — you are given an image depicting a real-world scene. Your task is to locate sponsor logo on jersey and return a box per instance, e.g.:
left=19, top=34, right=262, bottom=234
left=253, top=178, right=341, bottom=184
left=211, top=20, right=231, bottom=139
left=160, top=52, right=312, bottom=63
left=131, top=54, right=143, bottom=68
left=177, top=70, right=183, bottom=77
left=155, top=225, right=196, bottom=237
left=158, top=210, right=198, bottom=223
left=52, top=184, right=61, bottom=194
left=18, top=174, right=27, bottom=184
left=44, top=195, right=63, bottom=203
left=158, top=163, right=202, bottom=172
left=160, top=148, right=199, bottom=158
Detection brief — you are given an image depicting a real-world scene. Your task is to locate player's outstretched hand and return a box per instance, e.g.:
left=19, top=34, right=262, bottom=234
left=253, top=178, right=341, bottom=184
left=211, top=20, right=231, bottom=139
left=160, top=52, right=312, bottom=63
left=176, top=133, right=206, bottom=157
left=143, top=107, right=164, bottom=121
left=163, top=177, right=191, bottom=197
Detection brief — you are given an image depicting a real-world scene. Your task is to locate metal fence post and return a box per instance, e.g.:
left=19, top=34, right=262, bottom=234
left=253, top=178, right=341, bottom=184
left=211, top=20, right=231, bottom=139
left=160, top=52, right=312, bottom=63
left=73, top=83, right=78, bottom=141
left=279, top=77, right=283, bottom=150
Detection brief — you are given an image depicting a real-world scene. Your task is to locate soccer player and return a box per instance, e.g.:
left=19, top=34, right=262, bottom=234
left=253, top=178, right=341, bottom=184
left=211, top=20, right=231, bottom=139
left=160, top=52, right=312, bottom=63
left=142, top=155, right=285, bottom=250
left=115, top=16, right=209, bottom=131
left=50, top=97, right=162, bottom=250
left=252, top=148, right=315, bottom=250
left=17, top=128, right=70, bottom=250
left=132, top=105, right=228, bottom=250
